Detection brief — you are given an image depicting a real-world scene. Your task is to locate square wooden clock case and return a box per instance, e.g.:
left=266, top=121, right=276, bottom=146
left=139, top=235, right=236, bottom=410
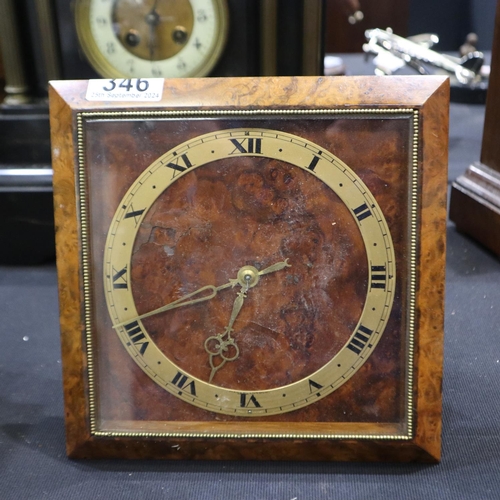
left=49, top=76, right=449, bottom=461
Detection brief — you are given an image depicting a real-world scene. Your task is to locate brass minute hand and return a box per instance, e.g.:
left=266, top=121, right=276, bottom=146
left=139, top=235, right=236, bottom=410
left=113, top=281, right=233, bottom=329
left=114, top=259, right=291, bottom=329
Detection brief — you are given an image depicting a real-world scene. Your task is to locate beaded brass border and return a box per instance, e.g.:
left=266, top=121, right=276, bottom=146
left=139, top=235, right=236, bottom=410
left=76, top=108, right=419, bottom=440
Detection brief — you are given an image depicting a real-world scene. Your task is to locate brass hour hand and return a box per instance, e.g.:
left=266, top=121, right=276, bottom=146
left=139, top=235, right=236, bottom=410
left=204, top=258, right=291, bottom=382
left=205, top=288, right=247, bottom=382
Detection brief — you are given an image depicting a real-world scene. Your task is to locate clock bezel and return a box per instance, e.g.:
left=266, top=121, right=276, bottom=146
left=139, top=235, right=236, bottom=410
left=103, top=126, right=398, bottom=419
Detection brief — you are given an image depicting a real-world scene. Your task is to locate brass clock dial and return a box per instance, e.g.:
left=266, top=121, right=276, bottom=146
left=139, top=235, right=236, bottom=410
left=75, top=0, right=228, bottom=78
left=104, top=128, right=396, bottom=417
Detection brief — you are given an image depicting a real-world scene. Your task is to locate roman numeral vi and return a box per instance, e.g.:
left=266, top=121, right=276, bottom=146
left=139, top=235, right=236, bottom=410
left=240, top=393, right=261, bottom=408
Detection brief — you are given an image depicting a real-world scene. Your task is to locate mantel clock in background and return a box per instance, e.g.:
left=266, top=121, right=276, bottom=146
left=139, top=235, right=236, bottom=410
left=60, top=0, right=324, bottom=79
left=0, top=0, right=324, bottom=264
left=0, top=0, right=325, bottom=93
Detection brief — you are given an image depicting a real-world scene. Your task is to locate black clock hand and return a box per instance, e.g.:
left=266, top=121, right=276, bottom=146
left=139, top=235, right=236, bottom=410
left=145, top=0, right=161, bottom=60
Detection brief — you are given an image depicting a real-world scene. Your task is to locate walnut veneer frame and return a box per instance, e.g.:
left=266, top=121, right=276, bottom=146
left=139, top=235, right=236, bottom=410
left=49, top=76, right=449, bottom=461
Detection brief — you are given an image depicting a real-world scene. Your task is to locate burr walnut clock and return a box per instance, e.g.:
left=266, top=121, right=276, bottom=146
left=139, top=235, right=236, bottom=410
left=49, top=75, right=449, bottom=461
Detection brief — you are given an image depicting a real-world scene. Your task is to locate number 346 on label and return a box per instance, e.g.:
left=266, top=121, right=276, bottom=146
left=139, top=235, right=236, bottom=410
left=86, top=78, right=164, bottom=102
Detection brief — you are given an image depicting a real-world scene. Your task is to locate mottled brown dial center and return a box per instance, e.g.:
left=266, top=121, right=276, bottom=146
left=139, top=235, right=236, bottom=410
left=131, top=156, right=368, bottom=391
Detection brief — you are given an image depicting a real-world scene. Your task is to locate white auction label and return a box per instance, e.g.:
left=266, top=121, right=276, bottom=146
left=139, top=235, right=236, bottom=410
left=86, top=78, right=164, bottom=102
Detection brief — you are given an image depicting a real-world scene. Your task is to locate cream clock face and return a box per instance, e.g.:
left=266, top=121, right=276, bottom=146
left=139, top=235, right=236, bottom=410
left=75, top=0, right=228, bottom=78
left=103, top=128, right=396, bottom=417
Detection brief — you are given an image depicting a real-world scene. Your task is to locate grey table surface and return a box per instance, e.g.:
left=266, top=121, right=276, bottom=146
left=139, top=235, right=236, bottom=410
left=1, top=60, right=500, bottom=499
